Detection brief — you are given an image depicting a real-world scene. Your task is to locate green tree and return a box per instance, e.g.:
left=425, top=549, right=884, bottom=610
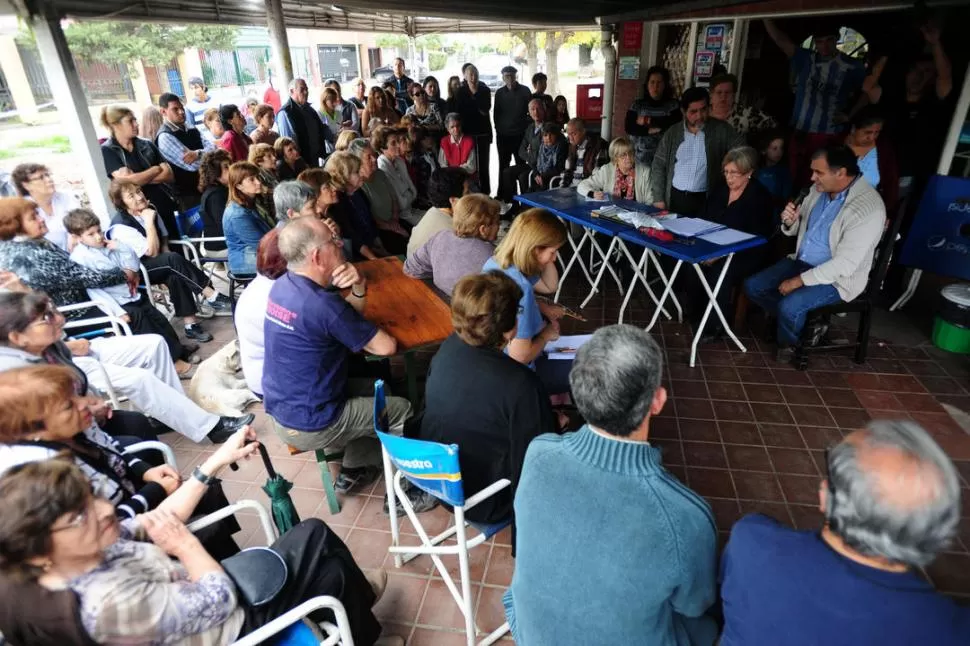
left=568, top=31, right=599, bottom=67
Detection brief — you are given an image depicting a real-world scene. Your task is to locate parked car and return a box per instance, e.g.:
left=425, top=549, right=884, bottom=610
left=371, top=65, right=395, bottom=84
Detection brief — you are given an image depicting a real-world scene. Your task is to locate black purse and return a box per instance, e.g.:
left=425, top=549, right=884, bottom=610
left=220, top=547, right=288, bottom=607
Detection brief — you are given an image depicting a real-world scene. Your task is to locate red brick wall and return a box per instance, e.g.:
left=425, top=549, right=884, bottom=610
left=610, top=21, right=645, bottom=140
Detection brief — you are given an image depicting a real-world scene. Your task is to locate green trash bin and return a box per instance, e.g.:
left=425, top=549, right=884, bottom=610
left=932, top=284, right=970, bottom=354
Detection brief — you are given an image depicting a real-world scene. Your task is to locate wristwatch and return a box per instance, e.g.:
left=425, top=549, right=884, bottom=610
left=351, top=287, right=367, bottom=298
left=192, top=467, right=220, bottom=486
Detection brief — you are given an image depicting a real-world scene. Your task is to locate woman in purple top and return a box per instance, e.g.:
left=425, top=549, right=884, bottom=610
left=404, top=194, right=499, bottom=295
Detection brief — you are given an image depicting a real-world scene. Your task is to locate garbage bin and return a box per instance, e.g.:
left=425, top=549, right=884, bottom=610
left=932, top=284, right=970, bottom=354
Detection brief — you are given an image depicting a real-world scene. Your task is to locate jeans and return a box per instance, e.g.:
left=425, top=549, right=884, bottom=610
left=743, top=258, right=842, bottom=346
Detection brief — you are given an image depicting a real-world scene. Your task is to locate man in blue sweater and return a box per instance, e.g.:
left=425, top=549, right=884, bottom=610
left=504, top=325, right=719, bottom=646
left=720, top=420, right=970, bottom=645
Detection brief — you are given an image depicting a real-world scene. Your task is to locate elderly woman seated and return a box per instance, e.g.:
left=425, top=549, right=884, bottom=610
left=410, top=271, right=559, bottom=530
left=10, top=163, right=84, bottom=251
left=576, top=136, right=652, bottom=203
left=404, top=193, right=499, bottom=295
left=0, top=457, right=398, bottom=645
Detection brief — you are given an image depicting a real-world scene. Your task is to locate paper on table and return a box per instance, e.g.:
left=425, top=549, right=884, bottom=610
left=544, top=334, right=594, bottom=360
left=662, top=217, right=725, bottom=238
left=698, top=227, right=756, bottom=245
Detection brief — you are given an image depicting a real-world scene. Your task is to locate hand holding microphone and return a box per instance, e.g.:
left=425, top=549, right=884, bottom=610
left=782, top=187, right=811, bottom=228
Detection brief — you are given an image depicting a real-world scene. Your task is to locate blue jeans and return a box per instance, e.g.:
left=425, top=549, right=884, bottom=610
left=743, top=258, right=842, bottom=346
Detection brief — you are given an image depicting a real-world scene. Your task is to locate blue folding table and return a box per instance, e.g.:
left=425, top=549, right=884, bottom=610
left=516, top=188, right=768, bottom=366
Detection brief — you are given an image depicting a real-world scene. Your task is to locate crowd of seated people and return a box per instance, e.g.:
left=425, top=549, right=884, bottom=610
left=0, top=30, right=964, bottom=643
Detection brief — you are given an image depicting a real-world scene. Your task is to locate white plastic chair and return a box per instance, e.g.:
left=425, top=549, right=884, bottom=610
left=123, top=440, right=177, bottom=468
left=185, top=500, right=356, bottom=646
left=374, top=381, right=510, bottom=646
left=59, top=300, right=133, bottom=338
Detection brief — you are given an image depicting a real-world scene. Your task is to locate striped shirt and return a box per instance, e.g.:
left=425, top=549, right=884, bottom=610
left=790, top=49, right=864, bottom=134
left=671, top=125, right=708, bottom=193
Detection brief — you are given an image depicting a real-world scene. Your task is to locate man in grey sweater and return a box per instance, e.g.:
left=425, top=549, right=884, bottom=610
left=744, top=145, right=886, bottom=357
left=494, top=66, right=533, bottom=197
left=650, top=86, right=743, bottom=216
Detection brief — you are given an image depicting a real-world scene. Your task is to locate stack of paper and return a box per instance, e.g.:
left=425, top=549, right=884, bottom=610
left=544, top=334, right=594, bottom=360
left=698, top=228, right=756, bottom=245
left=661, top=217, right=725, bottom=238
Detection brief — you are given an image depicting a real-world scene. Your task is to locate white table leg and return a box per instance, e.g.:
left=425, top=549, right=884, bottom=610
left=646, top=247, right=684, bottom=323
left=645, top=259, right=683, bottom=332
left=689, top=254, right=747, bottom=368
left=580, top=237, right=621, bottom=309
left=889, top=268, right=921, bottom=312
left=554, top=226, right=596, bottom=302
left=617, top=243, right=671, bottom=324
left=588, top=232, right=625, bottom=293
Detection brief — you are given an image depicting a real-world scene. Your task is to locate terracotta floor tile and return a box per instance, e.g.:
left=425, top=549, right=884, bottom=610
left=408, top=628, right=477, bottom=646
left=737, top=367, right=775, bottom=384
left=671, top=379, right=709, bottom=399
left=718, top=421, right=763, bottom=445
left=895, top=393, right=946, bottom=413
left=778, top=474, right=822, bottom=505
left=704, top=365, right=741, bottom=382
left=767, top=447, right=820, bottom=476
left=739, top=500, right=792, bottom=525
left=685, top=467, right=736, bottom=498
left=855, top=390, right=903, bottom=410
left=434, top=538, right=491, bottom=584
left=743, top=383, right=784, bottom=403
left=808, top=371, right=852, bottom=389
left=372, top=573, right=429, bottom=626
left=679, top=418, right=721, bottom=442
left=817, top=387, right=863, bottom=408
left=707, top=381, right=746, bottom=401
left=653, top=438, right=684, bottom=466
left=772, top=369, right=813, bottom=386
left=827, top=407, right=872, bottom=430
left=751, top=402, right=796, bottom=425
left=346, top=528, right=394, bottom=570
left=675, top=397, right=716, bottom=420
left=724, top=444, right=773, bottom=471
left=417, top=578, right=482, bottom=630
left=759, top=424, right=807, bottom=448
left=902, top=360, right=948, bottom=376
left=699, top=349, right=733, bottom=366
left=650, top=417, right=680, bottom=439
left=788, top=504, right=823, bottom=530
left=733, top=472, right=785, bottom=502
left=484, top=545, right=515, bottom=587
left=475, top=586, right=512, bottom=637
left=781, top=386, right=823, bottom=406
left=713, top=400, right=755, bottom=422
left=878, top=374, right=928, bottom=393
left=682, top=441, right=728, bottom=469
left=798, top=426, right=846, bottom=450
left=788, top=405, right=836, bottom=427
left=492, top=526, right=513, bottom=547
left=708, top=498, right=742, bottom=530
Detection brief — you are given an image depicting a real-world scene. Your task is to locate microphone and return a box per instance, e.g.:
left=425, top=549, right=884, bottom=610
left=790, top=187, right=811, bottom=209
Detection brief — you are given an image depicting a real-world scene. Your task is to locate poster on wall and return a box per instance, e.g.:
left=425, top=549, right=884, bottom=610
left=621, top=22, right=644, bottom=50
left=694, top=51, right=716, bottom=79
left=704, top=24, right=727, bottom=51
left=899, top=175, right=970, bottom=281
left=618, top=56, right=641, bottom=80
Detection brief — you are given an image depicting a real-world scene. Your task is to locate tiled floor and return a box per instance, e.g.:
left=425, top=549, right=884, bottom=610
left=167, top=275, right=970, bottom=643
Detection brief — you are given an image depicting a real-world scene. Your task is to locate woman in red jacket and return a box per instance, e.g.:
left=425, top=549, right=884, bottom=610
left=217, top=104, right=253, bottom=163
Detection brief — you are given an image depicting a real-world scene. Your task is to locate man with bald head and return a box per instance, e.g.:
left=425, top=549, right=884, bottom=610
left=262, top=217, right=407, bottom=494
left=275, top=78, right=335, bottom=167
left=720, top=420, right=969, bottom=645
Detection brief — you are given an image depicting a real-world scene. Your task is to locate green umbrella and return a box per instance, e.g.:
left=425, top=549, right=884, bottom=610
left=257, top=443, right=301, bottom=533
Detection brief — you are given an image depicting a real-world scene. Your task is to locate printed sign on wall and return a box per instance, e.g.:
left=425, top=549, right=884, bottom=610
left=704, top=24, right=727, bottom=51
left=899, top=175, right=970, bottom=281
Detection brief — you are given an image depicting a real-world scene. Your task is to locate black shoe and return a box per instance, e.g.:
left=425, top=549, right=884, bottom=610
left=775, top=346, right=795, bottom=364
left=184, top=323, right=213, bottom=342
left=207, top=413, right=256, bottom=444
left=383, top=488, right=440, bottom=514
left=335, top=465, right=381, bottom=494
left=180, top=342, right=200, bottom=358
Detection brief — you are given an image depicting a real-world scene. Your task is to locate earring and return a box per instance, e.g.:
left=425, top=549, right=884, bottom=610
left=42, top=560, right=53, bottom=572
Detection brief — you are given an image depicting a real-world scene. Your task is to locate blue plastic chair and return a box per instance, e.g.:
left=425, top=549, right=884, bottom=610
left=374, top=380, right=510, bottom=646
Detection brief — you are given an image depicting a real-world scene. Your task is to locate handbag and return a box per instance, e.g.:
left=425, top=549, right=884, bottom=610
left=220, top=546, right=288, bottom=607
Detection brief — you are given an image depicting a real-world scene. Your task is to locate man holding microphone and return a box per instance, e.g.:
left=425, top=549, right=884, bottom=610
left=743, top=145, right=885, bottom=361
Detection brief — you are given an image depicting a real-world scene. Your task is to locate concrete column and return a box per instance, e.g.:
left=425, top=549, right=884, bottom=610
left=30, top=8, right=110, bottom=216
left=600, top=26, right=617, bottom=140
left=0, top=35, right=39, bottom=123
left=729, top=19, right=749, bottom=90
left=130, top=59, right=153, bottom=107
left=265, top=0, right=293, bottom=87
left=684, top=22, right=699, bottom=89
left=178, top=48, right=204, bottom=92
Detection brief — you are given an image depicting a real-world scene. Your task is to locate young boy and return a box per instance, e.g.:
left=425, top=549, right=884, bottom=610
left=64, top=209, right=198, bottom=375
left=531, top=122, right=568, bottom=190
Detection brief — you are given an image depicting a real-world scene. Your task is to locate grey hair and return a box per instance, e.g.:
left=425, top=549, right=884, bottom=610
left=445, top=112, right=461, bottom=127
left=565, top=117, right=586, bottom=133
left=273, top=180, right=316, bottom=221
left=722, top=146, right=759, bottom=175
left=277, top=216, right=326, bottom=268
left=608, top=136, right=634, bottom=164
left=569, top=325, right=664, bottom=437
left=825, top=420, right=961, bottom=568
left=288, top=78, right=306, bottom=92
left=347, top=138, right=373, bottom=158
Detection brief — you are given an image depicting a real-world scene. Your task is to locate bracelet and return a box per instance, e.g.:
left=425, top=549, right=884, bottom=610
left=351, top=288, right=366, bottom=298
left=191, top=466, right=220, bottom=486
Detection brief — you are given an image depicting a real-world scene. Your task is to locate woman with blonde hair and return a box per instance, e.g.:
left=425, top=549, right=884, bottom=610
left=99, top=104, right=179, bottom=239
left=274, top=136, right=309, bottom=181
left=319, top=87, right=343, bottom=141
left=139, top=105, right=164, bottom=142
left=576, top=136, right=652, bottom=203
left=223, top=162, right=271, bottom=276
left=335, top=129, right=358, bottom=152
left=202, top=107, right=225, bottom=145
left=404, top=193, right=499, bottom=295
left=324, top=151, right=384, bottom=260
left=484, top=208, right=569, bottom=392
left=360, top=87, right=399, bottom=137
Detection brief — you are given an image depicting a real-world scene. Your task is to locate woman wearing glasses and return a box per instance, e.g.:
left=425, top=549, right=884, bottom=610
left=0, top=197, right=134, bottom=325
left=404, top=83, right=443, bottom=130
left=689, top=146, right=774, bottom=342
left=9, top=164, right=95, bottom=252
left=576, top=136, right=653, bottom=203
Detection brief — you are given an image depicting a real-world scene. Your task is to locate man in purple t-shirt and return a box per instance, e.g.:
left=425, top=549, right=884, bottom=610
left=720, top=420, right=969, bottom=646
left=262, top=217, right=408, bottom=492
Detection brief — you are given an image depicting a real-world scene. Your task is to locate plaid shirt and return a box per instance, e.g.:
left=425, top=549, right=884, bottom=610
left=64, top=519, right=244, bottom=645
left=156, top=123, right=215, bottom=172
left=671, top=125, right=708, bottom=193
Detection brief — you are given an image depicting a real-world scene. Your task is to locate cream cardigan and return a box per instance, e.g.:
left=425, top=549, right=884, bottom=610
left=576, top=162, right=653, bottom=205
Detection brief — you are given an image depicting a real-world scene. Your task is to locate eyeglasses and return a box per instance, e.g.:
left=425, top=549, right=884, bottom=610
left=51, top=499, right=93, bottom=533
left=28, top=172, right=52, bottom=182
left=28, top=305, right=59, bottom=327
left=411, top=90, right=425, bottom=98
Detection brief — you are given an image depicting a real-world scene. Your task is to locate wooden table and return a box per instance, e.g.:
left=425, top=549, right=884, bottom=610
left=355, top=256, right=452, bottom=403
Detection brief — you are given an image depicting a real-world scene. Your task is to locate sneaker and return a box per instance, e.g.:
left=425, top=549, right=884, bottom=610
left=382, top=488, right=439, bottom=515
left=206, top=413, right=256, bottom=444
left=775, top=346, right=795, bottom=364
left=184, top=323, right=213, bottom=342
left=195, top=299, right=216, bottom=319
left=334, top=465, right=381, bottom=494
left=207, top=293, right=233, bottom=317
